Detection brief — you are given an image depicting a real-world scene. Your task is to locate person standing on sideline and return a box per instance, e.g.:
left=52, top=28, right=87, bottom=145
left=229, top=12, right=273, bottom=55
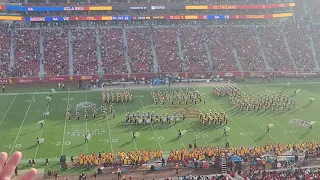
left=2, top=85, right=4, bottom=92
left=175, top=164, right=179, bottom=174
left=117, top=167, right=121, bottom=178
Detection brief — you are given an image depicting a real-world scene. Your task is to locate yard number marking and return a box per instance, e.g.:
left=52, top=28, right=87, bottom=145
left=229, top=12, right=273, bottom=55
left=54, top=141, right=71, bottom=146
left=6, top=144, right=21, bottom=148
left=100, top=139, right=118, bottom=143
left=148, top=136, right=164, bottom=141
left=63, top=98, right=74, bottom=101
left=25, top=99, right=36, bottom=103
left=282, top=130, right=296, bottom=134
left=195, top=134, right=209, bottom=138
left=239, top=132, right=254, bottom=136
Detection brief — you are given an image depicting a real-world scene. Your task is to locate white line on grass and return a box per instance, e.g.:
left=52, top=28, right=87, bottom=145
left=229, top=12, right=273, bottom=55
left=61, top=87, right=71, bottom=156
left=85, top=91, right=88, bottom=154
left=122, top=102, right=137, bottom=150
left=135, top=90, right=163, bottom=150
left=178, top=84, right=210, bottom=146
left=9, top=94, right=35, bottom=156
left=197, top=84, right=260, bottom=145
left=105, top=111, right=113, bottom=153
left=149, top=86, right=186, bottom=149
left=239, top=85, right=280, bottom=143
left=103, top=86, right=113, bottom=153
left=0, top=95, right=17, bottom=127
left=171, top=123, right=186, bottom=149
left=34, top=97, right=51, bottom=158
left=288, top=85, right=320, bottom=139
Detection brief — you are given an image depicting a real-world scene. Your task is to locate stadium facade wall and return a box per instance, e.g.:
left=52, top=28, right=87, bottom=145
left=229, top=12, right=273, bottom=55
left=0, top=71, right=318, bottom=85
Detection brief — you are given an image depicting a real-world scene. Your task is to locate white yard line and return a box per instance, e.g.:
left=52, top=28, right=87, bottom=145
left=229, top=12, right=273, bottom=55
left=9, top=94, right=35, bottom=156
left=85, top=91, right=88, bottom=154
left=34, top=98, right=51, bottom=158
left=105, top=112, right=113, bottom=153
left=122, top=102, right=137, bottom=150
left=103, top=87, right=114, bottom=153
left=148, top=86, right=186, bottom=149
left=172, top=124, right=186, bottom=149
left=0, top=95, right=17, bottom=127
left=135, top=90, right=163, bottom=150
left=61, top=87, right=71, bottom=156
left=238, top=85, right=279, bottom=143
left=179, top=83, right=232, bottom=146
left=289, top=84, right=320, bottom=139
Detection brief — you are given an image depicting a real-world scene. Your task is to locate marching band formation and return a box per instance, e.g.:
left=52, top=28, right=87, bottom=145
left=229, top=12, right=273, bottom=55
left=151, top=88, right=205, bottom=105
left=213, top=86, right=300, bottom=112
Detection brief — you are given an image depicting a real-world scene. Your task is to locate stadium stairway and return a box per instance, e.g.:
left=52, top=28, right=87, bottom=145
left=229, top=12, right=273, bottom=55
left=122, top=27, right=132, bottom=74
left=221, top=155, right=227, bottom=175
left=254, top=26, right=271, bottom=71
left=232, top=47, right=244, bottom=72
left=203, top=38, right=214, bottom=71
left=176, top=30, right=187, bottom=71
left=95, top=28, right=105, bottom=75
left=68, top=28, right=74, bottom=75
left=39, top=28, right=45, bottom=76
left=281, top=28, right=298, bottom=70
left=306, top=24, right=320, bottom=71
left=9, top=27, right=14, bottom=73
left=150, top=32, right=159, bottom=73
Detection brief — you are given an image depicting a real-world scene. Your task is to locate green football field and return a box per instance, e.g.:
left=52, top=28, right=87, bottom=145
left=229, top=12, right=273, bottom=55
left=1, top=80, right=320, bottom=166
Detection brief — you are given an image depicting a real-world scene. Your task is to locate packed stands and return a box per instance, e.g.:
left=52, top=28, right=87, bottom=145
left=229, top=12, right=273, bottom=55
left=283, top=21, right=315, bottom=71
left=306, top=0, right=320, bottom=23
left=99, top=28, right=128, bottom=74
left=311, top=25, right=320, bottom=66
left=258, top=26, right=294, bottom=71
left=127, top=27, right=154, bottom=73
left=231, top=26, right=266, bottom=71
left=72, top=28, right=98, bottom=75
left=179, top=27, right=210, bottom=72
left=2, top=24, right=319, bottom=77
left=0, top=26, right=12, bottom=78
left=43, top=28, right=69, bottom=76
left=13, top=29, right=40, bottom=77
left=204, top=26, right=239, bottom=72
left=153, top=28, right=182, bottom=73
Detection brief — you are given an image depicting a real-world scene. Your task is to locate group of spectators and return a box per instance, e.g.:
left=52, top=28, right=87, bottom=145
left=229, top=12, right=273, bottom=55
left=127, top=28, right=154, bottom=73
left=1, top=22, right=320, bottom=78
left=0, top=26, right=11, bottom=78
left=179, top=27, right=210, bottom=72
left=283, top=21, right=315, bottom=72
left=72, top=28, right=98, bottom=75
left=43, top=28, right=69, bottom=76
left=13, top=29, right=40, bottom=77
left=154, top=28, right=182, bottom=73
left=258, top=26, right=295, bottom=71
left=100, top=28, right=128, bottom=74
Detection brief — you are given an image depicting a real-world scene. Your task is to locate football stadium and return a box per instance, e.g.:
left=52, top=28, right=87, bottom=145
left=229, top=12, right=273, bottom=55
left=0, top=0, right=320, bottom=179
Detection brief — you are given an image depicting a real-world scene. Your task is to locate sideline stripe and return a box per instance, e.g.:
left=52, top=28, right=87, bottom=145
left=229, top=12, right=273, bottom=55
left=0, top=95, right=17, bottom=127
left=61, top=87, right=71, bottom=156
left=9, top=94, right=35, bottom=156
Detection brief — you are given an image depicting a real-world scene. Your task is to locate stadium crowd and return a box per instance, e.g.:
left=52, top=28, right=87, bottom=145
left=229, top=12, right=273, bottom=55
left=100, top=28, right=128, bottom=74
left=73, top=141, right=319, bottom=167
left=2, top=22, right=320, bottom=77
left=43, top=28, right=69, bottom=76
left=127, top=27, right=154, bottom=73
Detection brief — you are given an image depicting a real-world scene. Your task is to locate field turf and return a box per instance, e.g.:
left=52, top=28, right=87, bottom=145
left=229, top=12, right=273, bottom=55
left=1, top=80, right=320, bottom=167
